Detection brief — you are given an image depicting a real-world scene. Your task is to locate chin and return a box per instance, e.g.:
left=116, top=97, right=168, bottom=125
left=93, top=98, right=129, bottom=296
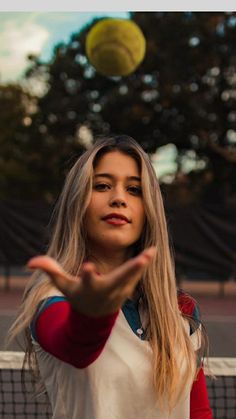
left=104, top=239, right=132, bottom=249
left=89, top=230, right=140, bottom=252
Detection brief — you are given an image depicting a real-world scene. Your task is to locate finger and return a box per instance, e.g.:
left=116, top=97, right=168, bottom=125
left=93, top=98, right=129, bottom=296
left=135, top=246, right=157, bottom=267
left=27, top=255, right=79, bottom=296
left=121, top=246, right=156, bottom=272
left=107, top=246, right=156, bottom=289
left=79, top=262, right=98, bottom=287
left=27, top=255, right=66, bottom=276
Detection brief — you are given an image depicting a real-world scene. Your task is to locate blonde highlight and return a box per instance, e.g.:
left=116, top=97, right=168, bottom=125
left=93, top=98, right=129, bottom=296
left=8, top=135, right=201, bottom=411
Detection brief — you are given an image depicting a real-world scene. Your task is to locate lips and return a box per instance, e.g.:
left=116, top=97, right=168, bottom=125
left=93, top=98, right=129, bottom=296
left=102, top=213, right=131, bottom=223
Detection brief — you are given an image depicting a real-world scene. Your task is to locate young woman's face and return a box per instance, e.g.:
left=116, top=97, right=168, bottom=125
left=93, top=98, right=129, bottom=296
left=84, top=151, right=146, bottom=254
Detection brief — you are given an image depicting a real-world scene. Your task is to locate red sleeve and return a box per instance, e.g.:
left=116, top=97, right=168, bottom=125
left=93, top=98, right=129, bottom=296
left=178, top=290, right=197, bottom=317
left=190, top=367, right=213, bottom=419
left=35, top=300, right=119, bottom=368
left=178, top=291, right=213, bottom=418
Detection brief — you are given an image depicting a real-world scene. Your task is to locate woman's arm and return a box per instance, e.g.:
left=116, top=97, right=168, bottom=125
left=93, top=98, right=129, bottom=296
left=29, top=248, right=155, bottom=368
left=178, top=291, right=213, bottom=418
left=190, top=367, right=213, bottom=419
left=33, top=298, right=118, bottom=368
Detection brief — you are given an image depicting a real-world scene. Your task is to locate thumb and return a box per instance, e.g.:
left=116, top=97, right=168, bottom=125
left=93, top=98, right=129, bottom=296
left=27, top=255, right=77, bottom=295
left=27, top=255, right=65, bottom=276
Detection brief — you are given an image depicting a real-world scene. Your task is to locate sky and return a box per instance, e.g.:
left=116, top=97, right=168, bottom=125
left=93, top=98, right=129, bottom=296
left=0, top=12, right=129, bottom=83
left=0, top=10, right=180, bottom=178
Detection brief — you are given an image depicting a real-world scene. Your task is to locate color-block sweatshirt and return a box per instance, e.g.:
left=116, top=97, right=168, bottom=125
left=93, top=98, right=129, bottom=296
left=31, top=289, right=213, bottom=419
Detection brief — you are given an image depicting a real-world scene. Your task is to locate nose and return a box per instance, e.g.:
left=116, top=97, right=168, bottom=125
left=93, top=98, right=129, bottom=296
left=110, top=198, right=127, bottom=208
left=109, top=187, right=127, bottom=208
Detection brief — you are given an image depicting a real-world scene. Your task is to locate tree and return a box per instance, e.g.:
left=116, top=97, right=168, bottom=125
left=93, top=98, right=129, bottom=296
left=133, top=12, right=236, bottom=205
left=5, top=12, right=236, bottom=203
left=0, top=84, right=40, bottom=199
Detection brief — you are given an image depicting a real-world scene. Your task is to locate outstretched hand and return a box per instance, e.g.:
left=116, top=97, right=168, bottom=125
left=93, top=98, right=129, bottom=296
left=27, top=247, right=156, bottom=317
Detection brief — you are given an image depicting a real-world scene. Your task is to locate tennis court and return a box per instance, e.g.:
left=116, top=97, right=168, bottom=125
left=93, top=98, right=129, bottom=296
left=0, top=275, right=236, bottom=418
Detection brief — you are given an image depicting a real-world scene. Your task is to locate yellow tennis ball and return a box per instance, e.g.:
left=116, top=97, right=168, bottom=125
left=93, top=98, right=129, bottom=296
left=85, top=19, right=146, bottom=77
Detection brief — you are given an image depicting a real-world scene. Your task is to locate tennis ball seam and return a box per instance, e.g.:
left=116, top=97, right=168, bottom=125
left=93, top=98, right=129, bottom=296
left=90, top=40, right=137, bottom=68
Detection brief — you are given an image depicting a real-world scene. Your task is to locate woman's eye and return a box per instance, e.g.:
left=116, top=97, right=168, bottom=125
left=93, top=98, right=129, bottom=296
left=94, top=183, right=110, bottom=191
left=128, top=186, right=142, bottom=196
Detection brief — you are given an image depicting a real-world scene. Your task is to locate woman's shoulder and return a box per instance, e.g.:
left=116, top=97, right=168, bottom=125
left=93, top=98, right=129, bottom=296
left=177, top=290, right=202, bottom=346
left=177, top=289, right=200, bottom=321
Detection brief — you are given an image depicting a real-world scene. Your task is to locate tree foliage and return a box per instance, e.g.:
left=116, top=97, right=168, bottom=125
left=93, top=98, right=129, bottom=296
left=0, top=84, right=40, bottom=198
left=1, top=12, right=236, bottom=204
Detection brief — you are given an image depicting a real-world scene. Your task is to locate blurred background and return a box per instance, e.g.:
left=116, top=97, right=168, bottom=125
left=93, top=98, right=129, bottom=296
left=0, top=11, right=235, bottom=358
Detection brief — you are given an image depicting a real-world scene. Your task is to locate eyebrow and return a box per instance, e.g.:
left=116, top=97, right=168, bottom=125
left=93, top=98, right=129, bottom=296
left=94, top=173, right=141, bottom=182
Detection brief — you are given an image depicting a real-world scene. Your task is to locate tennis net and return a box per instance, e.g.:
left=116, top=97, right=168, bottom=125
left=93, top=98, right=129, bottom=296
left=0, top=352, right=235, bottom=418
left=0, top=352, right=51, bottom=418
left=206, top=357, right=236, bottom=419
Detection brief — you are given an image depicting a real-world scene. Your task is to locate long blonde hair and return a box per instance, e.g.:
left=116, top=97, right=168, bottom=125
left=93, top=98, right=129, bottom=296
left=8, top=135, right=201, bottom=410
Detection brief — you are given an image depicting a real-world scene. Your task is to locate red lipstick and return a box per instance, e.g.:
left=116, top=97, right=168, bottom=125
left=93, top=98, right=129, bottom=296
left=102, top=213, right=131, bottom=225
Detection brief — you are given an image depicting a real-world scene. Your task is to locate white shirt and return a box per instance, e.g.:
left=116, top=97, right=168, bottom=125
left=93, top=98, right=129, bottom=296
left=33, top=308, right=200, bottom=419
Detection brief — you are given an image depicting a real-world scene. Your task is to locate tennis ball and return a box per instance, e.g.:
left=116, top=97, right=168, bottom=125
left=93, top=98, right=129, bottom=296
left=85, top=18, right=146, bottom=77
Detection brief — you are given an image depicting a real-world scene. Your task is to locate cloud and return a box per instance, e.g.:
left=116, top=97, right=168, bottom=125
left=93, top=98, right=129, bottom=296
left=0, top=12, right=130, bottom=83
left=0, top=17, right=49, bottom=82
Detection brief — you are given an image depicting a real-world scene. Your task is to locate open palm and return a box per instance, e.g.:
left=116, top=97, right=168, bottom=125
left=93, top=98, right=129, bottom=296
left=28, top=247, right=156, bottom=317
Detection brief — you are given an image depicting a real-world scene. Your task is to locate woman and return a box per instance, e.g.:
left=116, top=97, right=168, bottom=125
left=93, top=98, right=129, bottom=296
left=9, top=135, right=212, bottom=419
